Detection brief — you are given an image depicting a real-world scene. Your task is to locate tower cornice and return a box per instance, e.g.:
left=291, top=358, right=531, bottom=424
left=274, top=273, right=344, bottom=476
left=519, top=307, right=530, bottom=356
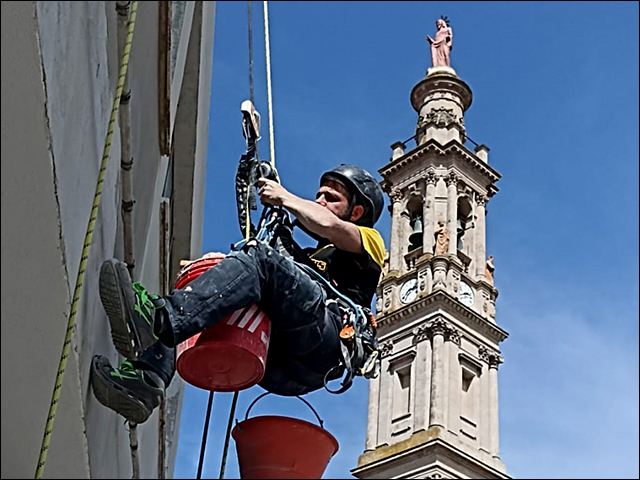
left=376, top=289, right=508, bottom=344
left=353, top=431, right=510, bottom=479
left=379, top=138, right=500, bottom=194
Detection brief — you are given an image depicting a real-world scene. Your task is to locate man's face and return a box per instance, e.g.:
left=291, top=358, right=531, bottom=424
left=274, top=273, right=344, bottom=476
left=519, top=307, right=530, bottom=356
left=315, top=180, right=352, bottom=220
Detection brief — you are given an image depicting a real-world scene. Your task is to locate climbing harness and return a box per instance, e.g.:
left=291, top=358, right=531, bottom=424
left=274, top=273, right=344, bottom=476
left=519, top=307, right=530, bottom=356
left=232, top=191, right=381, bottom=395
left=278, top=238, right=380, bottom=394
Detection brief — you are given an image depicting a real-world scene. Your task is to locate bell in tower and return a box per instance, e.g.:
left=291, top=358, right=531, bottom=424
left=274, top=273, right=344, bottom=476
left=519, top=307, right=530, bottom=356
left=409, top=214, right=423, bottom=250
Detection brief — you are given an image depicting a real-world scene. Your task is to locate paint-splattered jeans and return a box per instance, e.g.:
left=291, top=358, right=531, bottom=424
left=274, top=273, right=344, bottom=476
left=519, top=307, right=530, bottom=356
left=137, top=242, right=341, bottom=388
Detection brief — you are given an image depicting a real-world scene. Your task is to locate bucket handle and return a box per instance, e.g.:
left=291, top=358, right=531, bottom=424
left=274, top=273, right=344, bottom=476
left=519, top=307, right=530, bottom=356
left=243, top=392, right=325, bottom=429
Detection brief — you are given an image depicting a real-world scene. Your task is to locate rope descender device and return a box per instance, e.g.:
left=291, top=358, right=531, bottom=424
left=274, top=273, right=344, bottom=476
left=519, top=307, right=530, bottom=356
left=236, top=100, right=280, bottom=241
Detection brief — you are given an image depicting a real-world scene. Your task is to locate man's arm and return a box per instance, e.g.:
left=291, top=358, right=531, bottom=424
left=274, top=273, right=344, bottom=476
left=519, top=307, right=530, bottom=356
left=257, top=178, right=365, bottom=255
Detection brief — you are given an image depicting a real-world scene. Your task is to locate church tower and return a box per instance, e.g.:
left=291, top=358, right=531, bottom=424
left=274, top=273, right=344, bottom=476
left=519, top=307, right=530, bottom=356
left=352, top=28, right=510, bottom=479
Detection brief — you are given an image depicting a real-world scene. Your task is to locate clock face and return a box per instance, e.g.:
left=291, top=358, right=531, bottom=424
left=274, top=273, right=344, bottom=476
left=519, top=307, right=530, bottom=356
left=459, top=281, right=474, bottom=307
left=399, top=278, right=418, bottom=304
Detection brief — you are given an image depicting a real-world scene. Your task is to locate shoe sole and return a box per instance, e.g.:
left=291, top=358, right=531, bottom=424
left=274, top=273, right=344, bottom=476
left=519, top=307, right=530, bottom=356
left=90, top=357, right=152, bottom=424
left=99, top=260, right=142, bottom=360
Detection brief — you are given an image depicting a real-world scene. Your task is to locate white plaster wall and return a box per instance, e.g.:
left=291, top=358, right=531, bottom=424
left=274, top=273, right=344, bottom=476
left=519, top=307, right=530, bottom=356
left=1, top=2, right=212, bottom=478
left=1, top=2, right=94, bottom=478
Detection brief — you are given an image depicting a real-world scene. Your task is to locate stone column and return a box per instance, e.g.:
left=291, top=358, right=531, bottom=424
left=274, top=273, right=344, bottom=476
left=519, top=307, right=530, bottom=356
left=377, top=341, right=394, bottom=446
left=474, top=194, right=487, bottom=279
left=365, top=372, right=380, bottom=451
left=480, top=346, right=503, bottom=458
left=488, top=355, right=503, bottom=458
left=445, top=172, right=458, bottom=255
left=389, top=188, right=404, bottom=273
left=413, top=325, right=431, bottom=432
left=479, top=362, right=491, bottom=454
left=423, top=171, right=438, bottom=253
left=446, top=328, right=461, bottom=436
left=428, top=319, right=448, bottom=429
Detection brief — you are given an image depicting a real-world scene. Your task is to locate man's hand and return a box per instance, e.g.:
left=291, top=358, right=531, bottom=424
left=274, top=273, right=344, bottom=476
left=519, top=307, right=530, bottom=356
left=257, top=178, right=289, bottom=207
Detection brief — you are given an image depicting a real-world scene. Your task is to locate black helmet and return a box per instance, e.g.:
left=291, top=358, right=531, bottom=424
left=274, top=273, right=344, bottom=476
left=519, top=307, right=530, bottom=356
left=320, top=165, right=384, bottom=227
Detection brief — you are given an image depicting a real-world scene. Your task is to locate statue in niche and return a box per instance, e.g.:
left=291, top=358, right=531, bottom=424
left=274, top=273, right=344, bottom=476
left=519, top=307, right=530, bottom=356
left=485, top=255, right=495, bottom=285
left=381, top=252, right=390, bottom=278
left=426, top=16, right=453, bottom=67
left=434, top=219, right=449, bottom=255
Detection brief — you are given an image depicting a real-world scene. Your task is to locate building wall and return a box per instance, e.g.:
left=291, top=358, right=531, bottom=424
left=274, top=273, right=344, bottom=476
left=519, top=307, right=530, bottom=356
left=1, top=2, right=214, bottom=478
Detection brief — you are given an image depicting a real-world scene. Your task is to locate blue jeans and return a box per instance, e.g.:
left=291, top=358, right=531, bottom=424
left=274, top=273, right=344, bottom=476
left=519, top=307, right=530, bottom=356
left=138, top=242, right=341, bottom=389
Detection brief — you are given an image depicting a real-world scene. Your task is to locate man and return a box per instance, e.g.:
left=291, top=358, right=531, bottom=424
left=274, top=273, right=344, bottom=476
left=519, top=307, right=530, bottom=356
left=90, top=165, right=386, bottom=424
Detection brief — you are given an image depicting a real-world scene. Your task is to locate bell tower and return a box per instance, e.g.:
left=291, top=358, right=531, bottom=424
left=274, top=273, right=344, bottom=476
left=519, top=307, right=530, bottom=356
left=351, top=48, right=510, bottom=479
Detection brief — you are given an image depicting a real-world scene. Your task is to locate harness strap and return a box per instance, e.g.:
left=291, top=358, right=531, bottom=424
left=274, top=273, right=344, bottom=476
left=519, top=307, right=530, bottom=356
left=241, top=204, right=379, bottom=395
left=293, top=261, right=377, bottom=394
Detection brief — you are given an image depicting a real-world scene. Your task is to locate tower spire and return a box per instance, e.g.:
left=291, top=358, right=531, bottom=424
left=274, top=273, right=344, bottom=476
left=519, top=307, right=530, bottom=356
left=352, top=21, right=509, bottom=479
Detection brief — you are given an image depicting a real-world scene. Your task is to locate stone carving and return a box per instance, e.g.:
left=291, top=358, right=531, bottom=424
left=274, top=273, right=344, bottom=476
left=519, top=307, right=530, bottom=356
left=413, top=324, right=430, bottom=343
left=476, top=194, right=487, bottom=207
left=418, top=268, right=428, bottom=292
left=444, top=171, right=458, bottom=187
left=380, top=341, right=394, bottom=358
left=381, top=252, right=390, bottom=278
left=425, top=170, right=438, bottom=185
left=423, top=107, right=458, bottom=127
left=434, top=220, right=449, bottom=255
left=383, top=285, right=392, bottom=308
left=485, top=255, right=495, bottom=285
left=451, top=270, right=460, bottom=293
left=414, top=318, right=460, bottom=344
left=432, top=264, right=447, bottom=290
left=488, top=298, right=496, bottom=320
left=478, top=345, right=503, bottom=368
left=428, top=317, right=448, bottom=337
left=426, top=474, right=443, bottom=479
left=425, top=16, right=453, bottom=68
left=390, top=187, right=403, bottom=204
left=445, top=326, right=461, bottom=345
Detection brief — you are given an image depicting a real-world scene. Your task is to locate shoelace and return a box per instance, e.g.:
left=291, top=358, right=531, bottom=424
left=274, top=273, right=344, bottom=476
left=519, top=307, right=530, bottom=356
left=110, top=360, right=141, bottom=381
left=133, top=282, right=157, bottom=306
left=121, top=360, right=136, bottom=372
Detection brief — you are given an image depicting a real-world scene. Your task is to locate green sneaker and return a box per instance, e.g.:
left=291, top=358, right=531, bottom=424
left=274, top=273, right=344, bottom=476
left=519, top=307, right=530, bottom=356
left=90, top=355, right=164, bottom=424
left=99, top=259, right=163, bottom=360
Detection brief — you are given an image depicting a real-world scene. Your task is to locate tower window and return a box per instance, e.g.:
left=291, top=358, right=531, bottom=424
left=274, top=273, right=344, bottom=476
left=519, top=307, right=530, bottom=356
left=460, top=362, right=480, bottom=434
left=392, top=365, right=411, bottom=420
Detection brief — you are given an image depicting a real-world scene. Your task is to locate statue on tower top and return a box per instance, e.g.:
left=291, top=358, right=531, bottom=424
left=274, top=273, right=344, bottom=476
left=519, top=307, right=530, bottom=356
left=426, top=16, right=453, bottom=68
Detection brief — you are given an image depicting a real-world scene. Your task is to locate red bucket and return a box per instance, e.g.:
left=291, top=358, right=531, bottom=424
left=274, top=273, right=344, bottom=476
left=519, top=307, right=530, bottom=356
left=174, top=253, right=271, bottom=392
left=232, top=395, right=339, bottom=479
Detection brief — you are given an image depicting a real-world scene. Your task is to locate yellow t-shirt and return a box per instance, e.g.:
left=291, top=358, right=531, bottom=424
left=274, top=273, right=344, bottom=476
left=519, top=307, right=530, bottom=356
left=306, top=227, right=387, bottom=307
left=358, top=226, right=386, bottom=268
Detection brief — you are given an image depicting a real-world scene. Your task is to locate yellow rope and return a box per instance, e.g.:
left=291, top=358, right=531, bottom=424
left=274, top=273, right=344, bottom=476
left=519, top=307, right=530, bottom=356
left=34, top=2, right=139, bottom=477
left=263, top=1, right=276, bottom=168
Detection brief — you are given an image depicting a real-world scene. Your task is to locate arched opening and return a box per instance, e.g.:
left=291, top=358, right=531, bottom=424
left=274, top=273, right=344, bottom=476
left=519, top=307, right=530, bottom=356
left=456, top=196, right=473, bottom=254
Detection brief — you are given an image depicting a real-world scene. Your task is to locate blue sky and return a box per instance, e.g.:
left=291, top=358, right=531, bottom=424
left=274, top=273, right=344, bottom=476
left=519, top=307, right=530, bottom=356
left=174, top=2, right=639, bottom=478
